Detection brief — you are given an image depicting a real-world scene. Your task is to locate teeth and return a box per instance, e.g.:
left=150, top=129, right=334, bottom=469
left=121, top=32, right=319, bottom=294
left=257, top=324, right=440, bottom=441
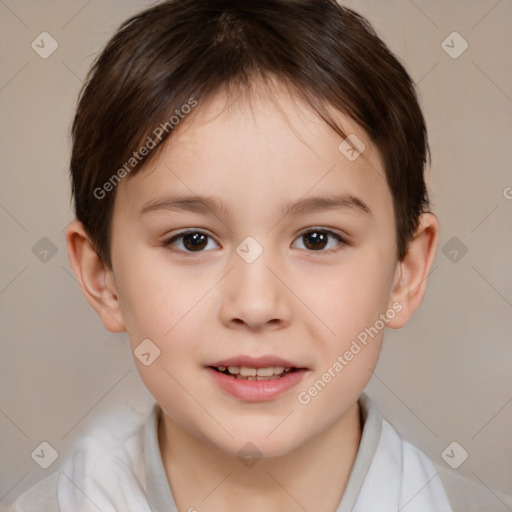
left=239, top=366, right=257, bottom=376
left=254, top=367, right=274, bottom=377
left=222, top=365, right=291, bottom=378
left=239, top=374, right=281, bottom=380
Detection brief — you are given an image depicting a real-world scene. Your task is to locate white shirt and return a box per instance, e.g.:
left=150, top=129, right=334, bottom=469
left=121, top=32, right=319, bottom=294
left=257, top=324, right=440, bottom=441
left=3, top=392, right=511, bottom=511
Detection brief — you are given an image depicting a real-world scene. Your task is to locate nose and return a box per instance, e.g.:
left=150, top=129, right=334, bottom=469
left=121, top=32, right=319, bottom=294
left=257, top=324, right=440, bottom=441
left=219, top=246, right=292, bottom=332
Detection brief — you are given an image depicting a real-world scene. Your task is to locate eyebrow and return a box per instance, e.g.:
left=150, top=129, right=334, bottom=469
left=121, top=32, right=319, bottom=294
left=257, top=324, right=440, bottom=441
left=138, top=193, right=372, bottom=218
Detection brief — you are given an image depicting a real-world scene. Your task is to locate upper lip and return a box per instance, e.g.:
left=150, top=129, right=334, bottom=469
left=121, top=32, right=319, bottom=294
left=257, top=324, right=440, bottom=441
left=207, top=355, right=306, bottom=369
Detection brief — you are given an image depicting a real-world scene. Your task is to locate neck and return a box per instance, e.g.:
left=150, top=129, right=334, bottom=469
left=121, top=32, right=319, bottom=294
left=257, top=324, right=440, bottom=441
left=158, top=401, right=362, bottom=512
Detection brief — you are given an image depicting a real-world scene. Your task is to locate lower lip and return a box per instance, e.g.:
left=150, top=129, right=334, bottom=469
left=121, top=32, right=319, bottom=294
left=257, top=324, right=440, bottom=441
left=205, top=367, right=307, bottom=402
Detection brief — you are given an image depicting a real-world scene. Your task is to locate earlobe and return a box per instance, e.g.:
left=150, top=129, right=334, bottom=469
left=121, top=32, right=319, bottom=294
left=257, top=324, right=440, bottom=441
left=65, top=220, right=126, bottom=333
left=387, top=213, right=439, bottom=329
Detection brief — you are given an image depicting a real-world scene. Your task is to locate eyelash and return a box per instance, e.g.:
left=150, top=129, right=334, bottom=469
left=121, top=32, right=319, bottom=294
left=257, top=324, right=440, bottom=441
left=161, top=227, right=348, bottom=255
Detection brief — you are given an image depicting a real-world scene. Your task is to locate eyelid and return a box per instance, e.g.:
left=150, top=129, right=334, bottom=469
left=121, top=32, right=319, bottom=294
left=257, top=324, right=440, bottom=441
left=296, top=225, right=346, bottom=239
left=163, top=228, right=220, bottom=249
left=293, top=226, right=349, bottom=253
left=162, top=226, right=349, bottom=254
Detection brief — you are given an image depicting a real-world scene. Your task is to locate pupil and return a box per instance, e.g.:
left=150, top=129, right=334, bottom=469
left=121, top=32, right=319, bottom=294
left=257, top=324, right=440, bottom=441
left=182, top=232, right=328, bottom=252
left=304, top=231, right=327, bottom=250
left=184, top=233, right=207, bottom=251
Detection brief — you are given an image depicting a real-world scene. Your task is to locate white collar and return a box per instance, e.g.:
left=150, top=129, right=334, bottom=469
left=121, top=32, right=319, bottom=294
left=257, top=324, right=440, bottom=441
left=57, top=392, right=452, bottom=511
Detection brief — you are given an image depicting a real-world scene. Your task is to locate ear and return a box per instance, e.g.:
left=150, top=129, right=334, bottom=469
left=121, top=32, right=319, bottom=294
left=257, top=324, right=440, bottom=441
left=387, top=212, right=439, bottom=329
left=65, top=220, right=126, bottom=333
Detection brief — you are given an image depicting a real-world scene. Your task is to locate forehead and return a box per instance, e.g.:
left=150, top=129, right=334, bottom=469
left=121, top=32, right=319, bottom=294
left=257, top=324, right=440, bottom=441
left=115, top=81, right=391, bottom=223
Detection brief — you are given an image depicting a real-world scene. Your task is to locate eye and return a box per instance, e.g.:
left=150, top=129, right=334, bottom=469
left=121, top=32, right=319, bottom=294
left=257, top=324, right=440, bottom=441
left=292, top=228, right=347, bottom=253
left=162, top=230, right=220, bottom=253
left=162, top=227, right=348, bottom=254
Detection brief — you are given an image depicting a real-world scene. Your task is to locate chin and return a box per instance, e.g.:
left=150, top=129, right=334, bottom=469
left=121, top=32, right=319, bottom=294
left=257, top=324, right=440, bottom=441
left=212, top=429, right=305, bottom=461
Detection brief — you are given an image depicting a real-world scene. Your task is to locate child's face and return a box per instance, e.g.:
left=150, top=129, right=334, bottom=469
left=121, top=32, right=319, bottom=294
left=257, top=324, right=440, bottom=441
left=108, top=83, right=402, bottom=456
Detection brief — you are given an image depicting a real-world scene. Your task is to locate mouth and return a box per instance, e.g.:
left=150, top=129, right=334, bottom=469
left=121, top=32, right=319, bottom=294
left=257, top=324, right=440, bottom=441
left=205, top=355, right=309, bottom=401
left=206, top=355, right=308, bottom=380
left=208, top=365, right=299, bottom=381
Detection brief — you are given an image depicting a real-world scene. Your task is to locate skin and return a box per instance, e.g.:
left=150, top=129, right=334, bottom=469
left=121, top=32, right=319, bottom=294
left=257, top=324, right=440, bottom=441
left=66, top=79, right=439, bottom=511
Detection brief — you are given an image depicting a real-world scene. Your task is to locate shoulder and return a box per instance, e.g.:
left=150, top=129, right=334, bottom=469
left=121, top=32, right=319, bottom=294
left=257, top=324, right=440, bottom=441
left=2, top=400, right=156, bottom=512
left=396, top=432, right=512, bottom=511
left=377, top=423, right=454, bottom=511
left=354, top=395, right=453, bottom=511
left=1, top=472, right=60, bottom=512
left=55, top=402, right=152, bottom=508
left=397, top=433, right=512, bottom=511
left=433, top=462, right=512, bottom=512
left=367, top=400, right=512, bottom=512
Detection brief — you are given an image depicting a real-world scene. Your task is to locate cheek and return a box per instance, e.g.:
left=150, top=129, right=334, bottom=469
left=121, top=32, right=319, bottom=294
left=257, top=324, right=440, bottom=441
left=293, top=257, right=391, bottom=426
left=116, top=259, right=207, bottom=413
left=115, top=246, right=199, bottom=340
left=303, top=251, right=394, bottom=343
left=115, top=245, right=219, bottom=353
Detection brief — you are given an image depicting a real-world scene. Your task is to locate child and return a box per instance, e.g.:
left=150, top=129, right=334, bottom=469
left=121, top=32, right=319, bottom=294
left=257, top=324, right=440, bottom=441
left=5, top=0, right=509, bottom=510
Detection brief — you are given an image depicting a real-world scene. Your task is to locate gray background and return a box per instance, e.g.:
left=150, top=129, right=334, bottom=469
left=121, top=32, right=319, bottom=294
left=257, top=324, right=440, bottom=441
left=1, top=0, right=511, bottom=505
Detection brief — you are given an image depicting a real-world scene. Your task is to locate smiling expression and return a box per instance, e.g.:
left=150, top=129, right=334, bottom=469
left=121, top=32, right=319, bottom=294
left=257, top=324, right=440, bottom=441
left=103, top=80, right=402, bottom=457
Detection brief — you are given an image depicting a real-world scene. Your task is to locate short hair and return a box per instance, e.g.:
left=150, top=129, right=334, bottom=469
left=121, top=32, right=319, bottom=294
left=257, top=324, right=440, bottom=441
left=69, top=0, right=430, bottom=269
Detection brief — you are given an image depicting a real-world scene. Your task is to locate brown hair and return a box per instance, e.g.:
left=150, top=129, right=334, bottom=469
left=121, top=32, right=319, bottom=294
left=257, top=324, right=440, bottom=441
left=69, top=0, right=430, bottom=269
